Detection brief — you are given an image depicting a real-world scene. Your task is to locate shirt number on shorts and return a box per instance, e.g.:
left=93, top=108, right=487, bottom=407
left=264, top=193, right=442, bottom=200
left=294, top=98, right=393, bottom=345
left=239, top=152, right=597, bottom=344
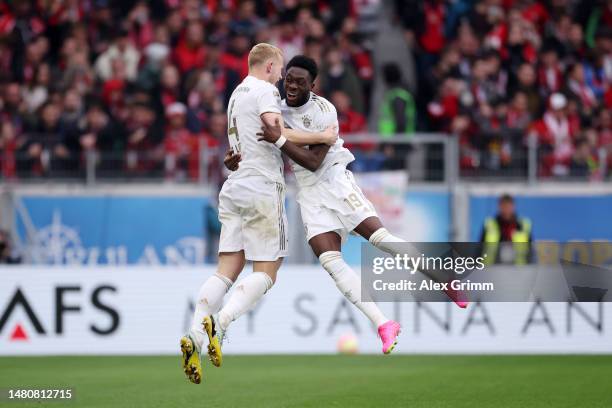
left=344, top=193, right=363, bottom=211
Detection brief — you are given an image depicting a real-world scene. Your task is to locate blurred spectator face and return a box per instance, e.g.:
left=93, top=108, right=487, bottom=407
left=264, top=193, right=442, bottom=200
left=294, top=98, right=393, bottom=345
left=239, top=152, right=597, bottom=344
left=472, top=59, right=488, bottom=81
left=499, top=198, right=515, bottom=221
left=583, top=128, right=599, bottom=147
left=210, top=113, right=227, bottom=136
left=116, top=32, right=130, bottom=51
left=542, top=50, right=559, bottom=67
left=41, top=103, right=61, bottom=128
left=26, top=41, right=44, bottom=65
left=64, top=90, right=82, bottom=113
left=508, top=23, right=524, bottom=45
left=279, top=22, right=296, bottom=40
left=307, top=19, right=325, bottom=38
left=487, top=54, right=501, bottom=75
left=230, top=34, right=250, bottom=55
left=238, top=1, right=255, bottom=19
left=304, top=37, right=323, bottom=63
left=133, top=104, right=154, bottom=126
left=166, top=10, right=183, bottom=36
left=61, top=37, right=77, bottom=58
left=186, top=22, right=204, bottom=47
left=574, top=140, right=591, bottom=160
left=331, top=91, right=351, bottom=114
left=569, top=64, right=585, bottom=83
left=4, top=83, right=22, bottom=109
left=569, top=24, right=583, bottom=46
left=166, top=103, right=187, bottom=128
left=517, top=64, right=536, bottom=87
left=161, top=65, right=179, bottom=90
left=35, top=63, right=50, bottom=86
left=153, top=24, right=170, bottom=45
left=512, top=92, right=528, bottom=111
left=458, top=25, right=480, bottom=56
left=86, top=106, right=108, bottom=130
left=326, top=48, right=343, bottom=68
left=168, top=112, right=186, bottom=129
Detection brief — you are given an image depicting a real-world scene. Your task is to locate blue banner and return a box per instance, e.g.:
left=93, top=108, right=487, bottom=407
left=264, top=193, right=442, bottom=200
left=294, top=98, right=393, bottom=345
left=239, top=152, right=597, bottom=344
left=16, top=195, right=210, bottom=265
left=469, top=194, right=612, bottom=241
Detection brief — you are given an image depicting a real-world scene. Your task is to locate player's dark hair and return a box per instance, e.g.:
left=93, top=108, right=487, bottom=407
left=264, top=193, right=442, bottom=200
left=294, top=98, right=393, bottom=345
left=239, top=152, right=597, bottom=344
left=286, top=55, right=318, bottom=82
left=499, top=194, right=514, bottom=204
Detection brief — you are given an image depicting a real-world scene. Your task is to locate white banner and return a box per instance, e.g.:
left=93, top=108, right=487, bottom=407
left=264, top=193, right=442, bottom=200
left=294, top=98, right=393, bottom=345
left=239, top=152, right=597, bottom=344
left=1, top=266, right=611, bottom=355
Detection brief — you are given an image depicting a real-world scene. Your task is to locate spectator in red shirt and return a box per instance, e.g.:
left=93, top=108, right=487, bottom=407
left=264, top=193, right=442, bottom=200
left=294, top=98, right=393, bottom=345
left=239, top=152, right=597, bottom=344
left=163, top=102, right=199, bottom=180
left=173, top=21, right=206, bottom=74
left=529, top=93, right=577, bottom=176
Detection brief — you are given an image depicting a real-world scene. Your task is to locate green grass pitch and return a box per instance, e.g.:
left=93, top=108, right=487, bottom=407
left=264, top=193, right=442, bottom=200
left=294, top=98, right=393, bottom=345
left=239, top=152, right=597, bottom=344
left=1, top=355, right=611, bottom=407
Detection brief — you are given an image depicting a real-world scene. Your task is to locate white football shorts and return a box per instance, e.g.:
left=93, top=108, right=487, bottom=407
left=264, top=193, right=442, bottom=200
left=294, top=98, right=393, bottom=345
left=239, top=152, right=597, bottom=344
left=297, top=164, right=378, bottom=243
left=218, top=175, right=289, bottom=261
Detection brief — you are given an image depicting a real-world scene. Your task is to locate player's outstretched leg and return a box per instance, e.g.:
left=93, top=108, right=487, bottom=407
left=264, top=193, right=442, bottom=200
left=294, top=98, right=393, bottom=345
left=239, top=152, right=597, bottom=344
left=180, top=273, right=233, bottom=383
left=203, top=263, right=278, bottom=366
left=368, top=227, right=469, bottom=308
left=180, top=253, right=243, bottom=382
left=318, top=250, right=401, bottom=354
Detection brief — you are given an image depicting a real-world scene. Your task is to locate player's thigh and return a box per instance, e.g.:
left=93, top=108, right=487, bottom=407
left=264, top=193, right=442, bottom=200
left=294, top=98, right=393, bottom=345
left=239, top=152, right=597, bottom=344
left=323, top=167, right=378, bottom=233
left=218, top=181, right=244, bottom=253
left=353, top=216, right=384, bottom=241
left=252, top=258, right=283, bottom=283
left=308, top=231, right=342, bottom=258
left=217, top=251, right=246, bottom=282
left=298, top=187, right=348, bottom=244
left=239, top=179, right=288, bottom=261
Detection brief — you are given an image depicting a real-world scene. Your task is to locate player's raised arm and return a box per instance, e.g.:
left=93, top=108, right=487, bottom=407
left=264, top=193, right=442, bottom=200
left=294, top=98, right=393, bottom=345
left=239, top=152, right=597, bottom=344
left=261, top=112, right=337, bottom=146
left=258, top=118, right=330, bottom=172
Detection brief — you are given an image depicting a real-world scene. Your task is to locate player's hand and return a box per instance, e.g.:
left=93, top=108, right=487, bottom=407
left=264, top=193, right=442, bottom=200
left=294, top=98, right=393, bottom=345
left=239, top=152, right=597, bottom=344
left=223, top=149, right=241, bottom=171
left=257, top=117, right=282, bottom=143
left=321, top=125, right=338, bottom=146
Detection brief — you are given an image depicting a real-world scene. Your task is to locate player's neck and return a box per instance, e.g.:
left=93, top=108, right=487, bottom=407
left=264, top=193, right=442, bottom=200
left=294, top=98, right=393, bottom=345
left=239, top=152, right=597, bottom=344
left=248, top=68, right=271, bottom=84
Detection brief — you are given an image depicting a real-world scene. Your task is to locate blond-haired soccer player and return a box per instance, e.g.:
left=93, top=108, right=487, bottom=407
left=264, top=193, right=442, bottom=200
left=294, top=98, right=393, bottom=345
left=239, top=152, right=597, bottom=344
left=180, top=43, right=336, bottom=384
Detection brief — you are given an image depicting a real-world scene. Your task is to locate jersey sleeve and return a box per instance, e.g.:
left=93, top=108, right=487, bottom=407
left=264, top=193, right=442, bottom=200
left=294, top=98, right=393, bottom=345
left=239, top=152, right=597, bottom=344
left=311, top=97, right=339, bottom=132
left=256, top=85, right=282, bottom=116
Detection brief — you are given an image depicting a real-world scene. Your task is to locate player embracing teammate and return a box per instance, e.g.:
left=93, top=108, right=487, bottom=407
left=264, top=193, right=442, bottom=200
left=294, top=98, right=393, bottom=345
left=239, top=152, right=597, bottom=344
left=181, top=46, right=467, bottom=384
left=180, top=44, right=335, bottom=384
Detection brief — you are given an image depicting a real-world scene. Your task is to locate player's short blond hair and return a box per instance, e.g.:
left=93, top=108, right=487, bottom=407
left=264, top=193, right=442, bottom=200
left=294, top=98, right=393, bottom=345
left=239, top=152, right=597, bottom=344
left=248, top=43, right=283, bottom=68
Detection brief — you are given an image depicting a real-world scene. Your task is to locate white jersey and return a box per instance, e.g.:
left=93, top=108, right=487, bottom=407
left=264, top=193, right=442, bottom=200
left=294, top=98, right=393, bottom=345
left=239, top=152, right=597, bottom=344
left=227, top=75, right=284, bottom=183
left=281, top=93, right=354, bottom=187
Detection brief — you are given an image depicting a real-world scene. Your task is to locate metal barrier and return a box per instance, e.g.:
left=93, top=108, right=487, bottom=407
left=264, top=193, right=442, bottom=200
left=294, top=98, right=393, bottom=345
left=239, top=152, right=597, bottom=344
left=0, top=132, right=608, bottom=184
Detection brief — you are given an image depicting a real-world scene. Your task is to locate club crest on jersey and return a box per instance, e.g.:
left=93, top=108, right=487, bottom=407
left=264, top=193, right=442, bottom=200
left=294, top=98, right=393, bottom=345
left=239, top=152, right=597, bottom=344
left=302, top=115, right=312, bottom=128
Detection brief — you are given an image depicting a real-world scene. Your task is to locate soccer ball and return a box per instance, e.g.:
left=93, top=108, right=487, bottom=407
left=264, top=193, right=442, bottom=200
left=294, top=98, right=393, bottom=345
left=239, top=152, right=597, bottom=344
left=336, top=333, right=359, bottom=354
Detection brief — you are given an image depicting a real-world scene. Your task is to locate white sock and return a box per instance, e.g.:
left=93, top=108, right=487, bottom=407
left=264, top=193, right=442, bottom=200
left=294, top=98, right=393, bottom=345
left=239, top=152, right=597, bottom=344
left=217, top=272, right=274, bottom=330
left=190, top=273, right=233, bottom=345
left=369, top=228, right=447, bottom=283
left=319, top=251, right=388, bottom=327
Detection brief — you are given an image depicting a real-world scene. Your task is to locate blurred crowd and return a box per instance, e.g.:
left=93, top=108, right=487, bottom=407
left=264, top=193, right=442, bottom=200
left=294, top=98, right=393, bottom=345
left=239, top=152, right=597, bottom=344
left=0, top=0, right=610, bottom=182
left=0, top=0, right=377, bottom=182
left=400, top=0, right=612, bottom=179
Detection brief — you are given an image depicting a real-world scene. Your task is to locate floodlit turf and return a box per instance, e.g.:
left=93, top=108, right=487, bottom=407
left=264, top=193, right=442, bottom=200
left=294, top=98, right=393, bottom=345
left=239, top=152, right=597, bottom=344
left=1, top=355, right=611, bottom=408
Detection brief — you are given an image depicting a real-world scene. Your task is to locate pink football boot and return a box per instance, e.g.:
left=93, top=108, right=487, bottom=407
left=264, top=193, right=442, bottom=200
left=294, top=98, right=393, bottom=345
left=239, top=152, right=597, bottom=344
left=377, top=320, right=401, bottom=354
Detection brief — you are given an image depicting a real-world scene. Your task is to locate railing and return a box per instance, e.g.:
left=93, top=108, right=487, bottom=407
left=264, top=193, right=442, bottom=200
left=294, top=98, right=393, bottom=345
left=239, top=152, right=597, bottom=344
left=0, top=133, right=608, bottom=184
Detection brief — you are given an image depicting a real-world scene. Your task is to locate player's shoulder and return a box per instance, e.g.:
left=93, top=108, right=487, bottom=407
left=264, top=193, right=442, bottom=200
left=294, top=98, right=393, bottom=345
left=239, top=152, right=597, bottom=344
left=310, top=93, right=336, bottom=115
left=252, top=77, right=280, bottom=96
